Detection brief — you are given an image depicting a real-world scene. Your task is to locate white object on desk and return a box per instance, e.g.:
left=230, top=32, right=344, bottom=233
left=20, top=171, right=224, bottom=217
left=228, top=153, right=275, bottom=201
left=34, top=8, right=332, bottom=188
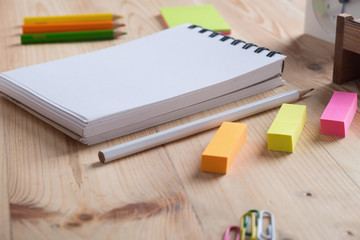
left=98, top=89, right=314, bottom=163
left=0, top=24, right=286, bottom=145
left=305, top=0, right=360, bottom=43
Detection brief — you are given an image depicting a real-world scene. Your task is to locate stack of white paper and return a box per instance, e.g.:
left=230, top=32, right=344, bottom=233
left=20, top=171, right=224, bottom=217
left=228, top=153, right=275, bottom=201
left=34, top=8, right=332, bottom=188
left=0, top=24, right=285, bottom=145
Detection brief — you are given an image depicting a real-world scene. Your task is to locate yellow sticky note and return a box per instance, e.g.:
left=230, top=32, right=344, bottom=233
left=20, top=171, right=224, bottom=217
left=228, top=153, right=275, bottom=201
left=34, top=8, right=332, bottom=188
left=201, top=122, right=247, bottom=174
left=160, top=5, right=231, bottom=34
left=267, top=104, right=306, bottom=152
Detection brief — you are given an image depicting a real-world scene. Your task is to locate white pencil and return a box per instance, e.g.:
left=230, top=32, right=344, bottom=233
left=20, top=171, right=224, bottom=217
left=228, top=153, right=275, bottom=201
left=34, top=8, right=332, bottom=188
left=98, top=88, right=314, bottom=163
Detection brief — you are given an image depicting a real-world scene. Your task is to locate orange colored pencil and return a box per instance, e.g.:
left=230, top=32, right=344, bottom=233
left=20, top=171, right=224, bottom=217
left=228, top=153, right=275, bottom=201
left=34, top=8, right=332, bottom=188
left=22, top=21, right=125, bottom=34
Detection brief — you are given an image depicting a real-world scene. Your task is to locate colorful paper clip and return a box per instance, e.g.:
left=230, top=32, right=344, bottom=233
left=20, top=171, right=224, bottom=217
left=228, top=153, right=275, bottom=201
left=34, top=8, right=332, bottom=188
left=223, top=225, right=240, bottom=240
left=246, top=210, right=259, bottom=237
left=240, top=211, right=257, bottom=240
left=257, top=210, right=275, bottom=240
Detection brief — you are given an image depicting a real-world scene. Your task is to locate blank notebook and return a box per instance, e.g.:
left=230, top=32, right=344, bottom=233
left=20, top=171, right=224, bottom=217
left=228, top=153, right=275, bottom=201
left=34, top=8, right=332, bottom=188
left=160, top=5, right=231, bottom=34
left=0, top=24, right=286, bottom=145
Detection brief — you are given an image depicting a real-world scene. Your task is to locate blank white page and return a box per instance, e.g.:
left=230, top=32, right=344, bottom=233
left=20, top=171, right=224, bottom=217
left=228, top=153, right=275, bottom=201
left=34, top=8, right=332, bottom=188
left=1, top=24, right=285, bottom=122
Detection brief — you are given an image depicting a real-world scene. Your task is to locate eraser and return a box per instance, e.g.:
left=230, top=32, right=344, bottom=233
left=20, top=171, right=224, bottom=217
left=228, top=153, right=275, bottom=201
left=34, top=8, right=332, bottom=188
left=320, top=91, right=357, bottom=137
left=267, top=104, right=306, bottom=152
left=201, top=122, right=247, bottom=174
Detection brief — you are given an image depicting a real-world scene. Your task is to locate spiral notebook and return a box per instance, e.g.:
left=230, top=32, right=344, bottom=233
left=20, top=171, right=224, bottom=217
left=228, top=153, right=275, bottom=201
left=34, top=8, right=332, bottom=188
left=0, top=24, right=286, bottom=145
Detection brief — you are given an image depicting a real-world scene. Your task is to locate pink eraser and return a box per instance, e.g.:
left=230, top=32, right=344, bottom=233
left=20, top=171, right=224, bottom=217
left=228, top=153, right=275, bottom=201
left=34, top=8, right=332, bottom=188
left=320, top=91, right=357, bottom=137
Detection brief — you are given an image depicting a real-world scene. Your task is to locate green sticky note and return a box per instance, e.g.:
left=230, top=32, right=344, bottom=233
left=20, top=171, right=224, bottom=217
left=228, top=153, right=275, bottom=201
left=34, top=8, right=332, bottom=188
left=267, top=104, right=306, bottom=152
left=160, top=5, right=231, bottom=34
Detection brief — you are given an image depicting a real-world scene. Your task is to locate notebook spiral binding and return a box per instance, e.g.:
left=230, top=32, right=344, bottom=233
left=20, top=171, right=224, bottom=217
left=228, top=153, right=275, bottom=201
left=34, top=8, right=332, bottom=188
left=188, top=25, right=281, bottom=58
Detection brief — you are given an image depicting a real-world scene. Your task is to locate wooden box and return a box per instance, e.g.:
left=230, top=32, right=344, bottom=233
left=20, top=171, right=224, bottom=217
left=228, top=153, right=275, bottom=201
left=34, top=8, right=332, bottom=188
left=333, top=14, right=360, bottom=84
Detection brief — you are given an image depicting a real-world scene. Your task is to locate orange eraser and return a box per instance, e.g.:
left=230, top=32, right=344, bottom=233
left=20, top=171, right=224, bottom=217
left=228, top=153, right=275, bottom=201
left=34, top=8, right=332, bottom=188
left=201, top=122, right=247, bottom=174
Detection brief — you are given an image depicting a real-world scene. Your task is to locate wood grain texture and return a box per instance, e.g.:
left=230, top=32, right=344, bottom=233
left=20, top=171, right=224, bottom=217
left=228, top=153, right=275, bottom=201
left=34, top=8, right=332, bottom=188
left=0, top=1, right=12, bottom=239
left=1, top=0, right=360, bottom=239
left=0, top=100, right=11, bottom=240
left=333, top=14, right=360, bottom=83
left=344, top=19, right=360, bottom=54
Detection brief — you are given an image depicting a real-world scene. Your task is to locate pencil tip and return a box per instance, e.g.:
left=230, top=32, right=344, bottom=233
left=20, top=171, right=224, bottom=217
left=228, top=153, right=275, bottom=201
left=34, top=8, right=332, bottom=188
left=299, top=88, right=315, bottom=98
left=113, top=23, right=126, bottom=28
left=98, top=151, right=105, bottom=163
left=114, top=14, right=124, bottom=19
left=114, top=32, right=127, bottom=38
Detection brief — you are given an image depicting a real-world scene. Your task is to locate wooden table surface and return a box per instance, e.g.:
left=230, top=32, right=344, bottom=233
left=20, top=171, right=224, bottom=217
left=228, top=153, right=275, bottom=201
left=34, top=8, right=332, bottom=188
left=1, top=0, right=359, bottom=239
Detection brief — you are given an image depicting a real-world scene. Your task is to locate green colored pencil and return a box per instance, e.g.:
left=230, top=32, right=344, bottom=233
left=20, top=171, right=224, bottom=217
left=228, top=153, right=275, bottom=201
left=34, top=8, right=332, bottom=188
left=21, top=30, right=126, bottom=44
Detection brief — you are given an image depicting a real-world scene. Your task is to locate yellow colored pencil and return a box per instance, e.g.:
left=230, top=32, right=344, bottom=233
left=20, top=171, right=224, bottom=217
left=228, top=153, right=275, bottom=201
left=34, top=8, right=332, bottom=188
left=24, top=13, right=123, bottom=24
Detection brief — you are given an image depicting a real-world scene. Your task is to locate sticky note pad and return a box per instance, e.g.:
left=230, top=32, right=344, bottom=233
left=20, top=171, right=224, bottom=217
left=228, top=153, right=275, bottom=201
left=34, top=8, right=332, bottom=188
left=160, top=5, right=231, bottom=35
left=320, top=91, right=357, bottom=137
left=267, top=104, right=306, bottom=152
left=201, top=122, right=247, bottom=174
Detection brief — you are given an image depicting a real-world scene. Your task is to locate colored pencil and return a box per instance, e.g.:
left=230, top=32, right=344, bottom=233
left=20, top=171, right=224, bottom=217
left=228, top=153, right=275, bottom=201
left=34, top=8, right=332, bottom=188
left=21, top=30, right=126, bottom=44
left=24, top=13, right=123, bottom=24
left=22, top=21, right=125, bottom=34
